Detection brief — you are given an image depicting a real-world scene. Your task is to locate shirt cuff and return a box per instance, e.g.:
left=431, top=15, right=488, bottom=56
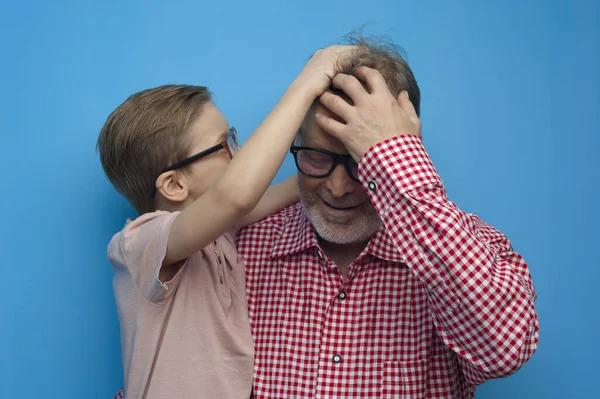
left=357, top=135, right=442, bottom=212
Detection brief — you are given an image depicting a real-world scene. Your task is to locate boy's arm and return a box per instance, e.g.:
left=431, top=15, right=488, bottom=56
left=237, top=176, right=298, bottom=228
left=164, top=46, right=354, bottom=266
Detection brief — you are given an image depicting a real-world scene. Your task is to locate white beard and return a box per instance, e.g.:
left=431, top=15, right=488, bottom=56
left=300, top=187, right=383, bottom=244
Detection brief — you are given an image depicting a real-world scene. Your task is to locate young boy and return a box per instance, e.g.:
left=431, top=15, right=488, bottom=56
left=98, top=45, right=353, bottom=398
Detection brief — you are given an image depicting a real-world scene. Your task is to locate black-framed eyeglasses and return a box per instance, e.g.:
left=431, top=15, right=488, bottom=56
left=290, top=145, right=360, bottom=182
left=150, top=127, right=239, bottom=198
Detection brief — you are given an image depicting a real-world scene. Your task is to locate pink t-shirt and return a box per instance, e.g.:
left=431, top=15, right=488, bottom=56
left=108, top=211, right=253, bottom=399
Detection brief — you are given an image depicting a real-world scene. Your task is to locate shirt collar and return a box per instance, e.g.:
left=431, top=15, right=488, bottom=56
left=270, top=203, right=320, bottom=259
left=270, top=203, right=404, bottom=264
left=362, top=227, right=404, bottom=264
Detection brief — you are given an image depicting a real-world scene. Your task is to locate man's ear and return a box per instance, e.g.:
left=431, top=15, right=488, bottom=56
left=155, top=171, right=189, bottom=203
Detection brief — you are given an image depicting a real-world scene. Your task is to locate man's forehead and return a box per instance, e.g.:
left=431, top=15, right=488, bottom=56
left=298, top=105, right=349, bottom=153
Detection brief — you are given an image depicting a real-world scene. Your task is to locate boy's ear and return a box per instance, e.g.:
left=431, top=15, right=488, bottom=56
left=155, top=171, right=189, bottom=203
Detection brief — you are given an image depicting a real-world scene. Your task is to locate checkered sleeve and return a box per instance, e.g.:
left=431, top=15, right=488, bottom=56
left=358, top=135, right=539, bottom=385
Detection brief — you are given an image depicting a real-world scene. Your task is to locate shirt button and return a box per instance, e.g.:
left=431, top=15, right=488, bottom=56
left=368, top=181, right=377, bottom=191
left=332, top=354, right=342, bottom=364
left=338, top=290, right=347, bottom=301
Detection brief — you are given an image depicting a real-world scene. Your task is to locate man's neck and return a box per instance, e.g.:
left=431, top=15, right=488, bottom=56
left=318, top=237, right=369, bottom=278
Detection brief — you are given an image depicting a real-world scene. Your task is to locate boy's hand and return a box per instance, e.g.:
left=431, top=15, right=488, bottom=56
left=296, top=45, right=357, bottom=98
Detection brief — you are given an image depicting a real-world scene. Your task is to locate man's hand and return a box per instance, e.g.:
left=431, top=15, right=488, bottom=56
left=295, top=45, right=357, bottom=98
left=316, top=66, right=421, bottom=162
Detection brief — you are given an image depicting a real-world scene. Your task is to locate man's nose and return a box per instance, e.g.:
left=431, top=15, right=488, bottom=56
left=326, top=164, right=357, bottom=198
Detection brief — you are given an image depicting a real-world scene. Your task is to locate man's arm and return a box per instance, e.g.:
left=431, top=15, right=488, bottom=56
left=316, top=67, right=539, bottom=384
left=361, top=135, right=539, bottom=384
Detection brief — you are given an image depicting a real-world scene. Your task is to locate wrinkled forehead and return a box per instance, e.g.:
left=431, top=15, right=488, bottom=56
left=297, top=104, right=350, bottom=154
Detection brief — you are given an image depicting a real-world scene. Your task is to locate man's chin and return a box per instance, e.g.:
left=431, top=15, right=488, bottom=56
left=300, top=193, right=382, bottom=245
left=307, top=207, right=379, bottom=245
left=320, top=211, right=354, bottom=225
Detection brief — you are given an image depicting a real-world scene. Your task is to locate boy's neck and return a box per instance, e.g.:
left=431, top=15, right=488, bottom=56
left=153, top=196, right=190, bottom=213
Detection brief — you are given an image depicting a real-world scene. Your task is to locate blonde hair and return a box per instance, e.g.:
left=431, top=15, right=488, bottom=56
left=97, top=85, right=211, bottom=214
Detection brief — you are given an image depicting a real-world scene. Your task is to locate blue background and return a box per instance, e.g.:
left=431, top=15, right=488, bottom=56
left=1, top=0, right=598, bottom=397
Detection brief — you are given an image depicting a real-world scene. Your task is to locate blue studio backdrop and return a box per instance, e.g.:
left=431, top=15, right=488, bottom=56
left=1, top=0, right=598, bottom=398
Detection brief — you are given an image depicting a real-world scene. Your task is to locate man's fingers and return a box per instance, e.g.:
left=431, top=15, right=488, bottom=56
left=314, top=111, right=346, bottom=139
left=319, top=91, right=354, bottom=122
left=397, top=91, right=422, bottom=135
left=331, top=73, right=368, bottom=105
left=354, top=66, right=388, bottom=94
left=397, top=91, right=417, bottom=116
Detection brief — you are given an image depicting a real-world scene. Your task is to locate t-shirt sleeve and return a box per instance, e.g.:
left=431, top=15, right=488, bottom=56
left=108, top=211, right=186, bottom=303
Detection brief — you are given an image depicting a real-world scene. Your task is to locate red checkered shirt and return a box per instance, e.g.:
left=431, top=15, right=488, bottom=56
left=237, top=135, right=539, bottom=398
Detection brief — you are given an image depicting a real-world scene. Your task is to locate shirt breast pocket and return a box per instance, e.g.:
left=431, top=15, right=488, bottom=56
left=382, top=359, right=428, bottom=399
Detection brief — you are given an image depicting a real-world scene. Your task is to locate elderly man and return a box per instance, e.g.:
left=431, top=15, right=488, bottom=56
left=237, top=38, right=539, bottom=398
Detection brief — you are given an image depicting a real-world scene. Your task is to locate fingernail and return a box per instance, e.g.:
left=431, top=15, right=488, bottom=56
left=315, top=112, right=323, bottom=119
left=402, top=91, right=409, bottom=100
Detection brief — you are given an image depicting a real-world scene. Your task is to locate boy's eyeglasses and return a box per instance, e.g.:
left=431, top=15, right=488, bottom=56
left=150, top=127, right=239, bottom=199
left=289, top=145, right=360, bottom=182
